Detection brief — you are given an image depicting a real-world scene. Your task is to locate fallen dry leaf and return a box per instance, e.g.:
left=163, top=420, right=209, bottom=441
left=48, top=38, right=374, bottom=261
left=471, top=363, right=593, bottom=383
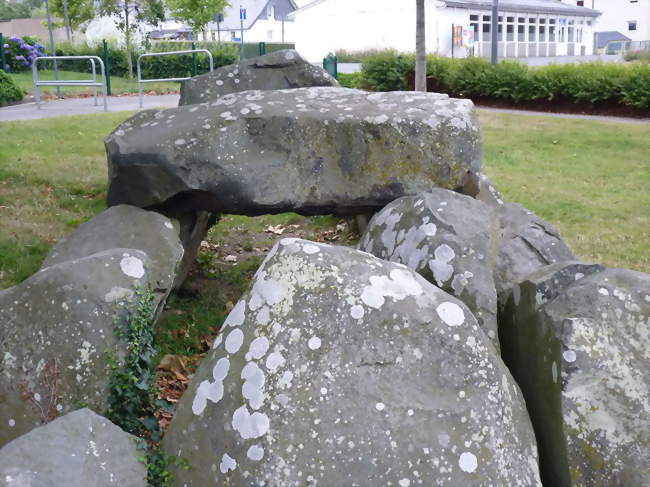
left=265, top=225, right=285, bottom=235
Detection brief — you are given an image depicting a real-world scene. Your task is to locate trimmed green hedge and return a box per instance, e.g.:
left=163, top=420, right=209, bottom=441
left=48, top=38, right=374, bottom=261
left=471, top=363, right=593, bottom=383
left=48, top=41, right=239, bottom=79
left=357, top=51, right=650, bottom=109
left=0, top=70, right=23, bottom=104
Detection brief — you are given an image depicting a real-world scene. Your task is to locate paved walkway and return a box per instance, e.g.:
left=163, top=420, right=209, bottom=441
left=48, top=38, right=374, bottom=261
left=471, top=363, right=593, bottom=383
left=0, top=94, right=179, bottom=122
left=1, top=93, right=648, bottom=125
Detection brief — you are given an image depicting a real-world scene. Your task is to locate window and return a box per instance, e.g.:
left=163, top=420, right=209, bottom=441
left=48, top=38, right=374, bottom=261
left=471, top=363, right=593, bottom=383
left=518, top=24, right=525, bottom=42
left=628, top=21, right=637, bottom=31
left=267, top=5, right=275, bottom=19
left=231, top=31, right=236, bottom=40
left=529, top=24, right=536, bottom=41
left=577, top=1, right=584, bottom=6
left=470, top=14, right=479, bottom=21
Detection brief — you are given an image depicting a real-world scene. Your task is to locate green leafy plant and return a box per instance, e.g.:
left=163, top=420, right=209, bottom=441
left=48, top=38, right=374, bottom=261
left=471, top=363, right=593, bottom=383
left=106, top=286, right=160, bottom=439
left=143, top=448, right=189, bottom=486
left=0, top=70, right=23, bottom=104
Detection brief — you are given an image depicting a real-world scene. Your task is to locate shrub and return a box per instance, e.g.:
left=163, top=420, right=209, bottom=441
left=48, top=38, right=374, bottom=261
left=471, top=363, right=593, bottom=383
left=624, top=50, right=650, bottom=63
left=619, top=63, right=650, bottom=108
left=0, top=70, right=23, bottom=104
left=357, top=50, right=414, bottom=91
left=4, top=35, right=46, bottom=72
left=358, top=50, right=650, bottom=110
left=337, top=72, right=360, bottom=88
left=140, top=41, right=239, bottom=80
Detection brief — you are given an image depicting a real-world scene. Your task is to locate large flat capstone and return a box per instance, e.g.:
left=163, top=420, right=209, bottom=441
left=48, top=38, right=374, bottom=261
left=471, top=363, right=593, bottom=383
left=162, top=239, right=540, bottom=486
left=179, top=49, right=339, bottom=106
left=0, top=408, right=146, bottom=486
left=106, top=87, right=482, bottom=216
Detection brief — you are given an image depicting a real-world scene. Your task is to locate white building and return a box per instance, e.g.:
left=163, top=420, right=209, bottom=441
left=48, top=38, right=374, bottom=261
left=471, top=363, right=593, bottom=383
left=207, top=0, right=298, bottom=43
left=563, top=0, right=649, bottom=46
left=290, top=0, right=600, bottom=62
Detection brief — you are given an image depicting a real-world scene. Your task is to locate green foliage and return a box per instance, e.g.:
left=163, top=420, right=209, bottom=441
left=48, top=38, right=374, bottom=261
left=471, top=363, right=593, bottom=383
left=357, top=50, right=650, bottom=109
left=140, top=41, right=239, bottom=79
left=0, top=69, right=23, bottom=103
left=50, top=0, right=94, bottom=31
left=0, top=0, right=33, bottom=20
left=106, top=287, right=161, bottom=440
left=165, top=0, right=229, bottom=35
left=357, top=49, right=414, bottom=91
left=335, top=48, right=386, bottom=63
left=144, top=448, right=189, bottom=487
left=624, top=50, right=650, bottom=63
left=337, top=72, right=360, bottom=88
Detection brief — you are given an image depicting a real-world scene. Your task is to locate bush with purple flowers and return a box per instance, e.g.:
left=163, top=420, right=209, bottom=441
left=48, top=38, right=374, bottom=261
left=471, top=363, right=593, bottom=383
left=4, top=36, right=46, bottom=72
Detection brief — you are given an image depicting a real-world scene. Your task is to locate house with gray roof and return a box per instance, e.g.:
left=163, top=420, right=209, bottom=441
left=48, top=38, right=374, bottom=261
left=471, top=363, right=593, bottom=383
left=290, top=0, right=601, bottom=61
left=208, top=0, right=298, bottom=43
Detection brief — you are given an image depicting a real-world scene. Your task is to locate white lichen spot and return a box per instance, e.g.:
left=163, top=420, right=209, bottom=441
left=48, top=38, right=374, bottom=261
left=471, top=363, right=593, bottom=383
left=213, top=357, right=230, bottom=381
left=563, top=350, right=577, bottom=363
left=225, top=329, right=244, bottom=354
left=104, top=286, right=134, bottom=303
left=308, top=336, right=322, bottom=350
left=436, top=302, right=465, bottom=327
left=266, top=352, right=285, bottom=372
left=8, top=419, right=15, bottom=427
left=220, top=453, right=237, bottom=473
left=398, top=479, right=411, bottom=487
left=350, top=305, right=365, bottom=320
left=242, top=361, right=266, bottom=410
left=459, top=452, right=478, bottom=473
left=247, top=445, right=265, bottom=461
left=375, top=402, right=385, bottom=411
left=248, top=337, right=270, bottom=360
left=120, top=256, right=145, bottom=279
left=224, top=300, right=246, bottom=327
left=598, top=287, right=610, bottom=296
left=232, top=406, right=270, bottom=439
left=302, top=243, right=320, bottom=254
left=552, top=361, right=558, bottom=383
left=174, top=138, right=186, bottom=146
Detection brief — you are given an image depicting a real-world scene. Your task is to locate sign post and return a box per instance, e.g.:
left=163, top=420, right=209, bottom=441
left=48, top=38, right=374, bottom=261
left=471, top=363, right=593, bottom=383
left=239, top=6, right=246, bottom=59
left=215, top=12, right=224, bottom=42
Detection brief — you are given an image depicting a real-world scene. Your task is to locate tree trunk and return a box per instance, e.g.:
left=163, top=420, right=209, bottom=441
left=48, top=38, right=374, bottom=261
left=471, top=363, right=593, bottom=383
left=124, top=1, right=133, bottom=80
left=415, top=0, right=426, bottom=92
left=62, top=0, right=71, bottom=42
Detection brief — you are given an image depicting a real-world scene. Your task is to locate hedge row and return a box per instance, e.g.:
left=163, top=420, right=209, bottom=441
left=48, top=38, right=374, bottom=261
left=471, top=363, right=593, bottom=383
left=357, top=50, right=650, bottom=109
left=0, top=70, right=23, bottom=104
left=45, top=41, right=239, bottom=79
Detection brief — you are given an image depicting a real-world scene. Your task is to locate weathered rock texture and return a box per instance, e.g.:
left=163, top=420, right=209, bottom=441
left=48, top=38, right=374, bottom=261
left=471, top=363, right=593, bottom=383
left=0, top=249, right=162, bottom=446
left=493, top=202, right=574, bottom=304
left=500, top=265, right=649, bottom=486
left=358, top=188, right=499, bottom=348
left=0, top=408, right=147, bottom=486
left=106, top=87, right=482, bottom=217
left=162, top=238, right=541, bottom=486
left=179, top=49, right=339, bottom=106
left=42, top=204, right=184, bottom=303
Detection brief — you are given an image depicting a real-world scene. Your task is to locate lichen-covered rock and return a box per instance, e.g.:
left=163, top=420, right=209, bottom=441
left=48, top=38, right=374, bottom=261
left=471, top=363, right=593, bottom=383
left=0, top=249, right=159, bottom=446
left=500, top=266, right=649, bottom=486
left=0, top=408, right=147, bottom=487
left=162, top=238, right=541, bottom=486
left=42, top=204, right=184, bottom=302
left=179, top=49, right=339, bottom=106
left=106, top=87, right=482, bottom=216
left=494, top=202, right=574, bottom=305
left=358, top=188, right=499, bottom=348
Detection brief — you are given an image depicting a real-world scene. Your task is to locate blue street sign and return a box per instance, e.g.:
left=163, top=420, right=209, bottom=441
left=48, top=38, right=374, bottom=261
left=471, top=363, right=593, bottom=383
left=240, top=8, right=246, bottom=20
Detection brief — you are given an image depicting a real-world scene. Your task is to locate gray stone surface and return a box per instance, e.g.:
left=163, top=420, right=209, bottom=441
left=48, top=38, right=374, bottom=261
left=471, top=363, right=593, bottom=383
left=0, top=249, right=159, bottom=446
left=0, top=408, right=147, bottom=487
left=42, top=204, right=184, bottom=303
left=106, top=87, right=482, bottom=216
left=162, top=238, right=541, bottom=486
left=358, top=188, right=499, bottom=348
left=494, top=202, right=575, bottom=305
left=500, top=265, right=649, bottom=486
left=179, top=49, right=339, bottom=106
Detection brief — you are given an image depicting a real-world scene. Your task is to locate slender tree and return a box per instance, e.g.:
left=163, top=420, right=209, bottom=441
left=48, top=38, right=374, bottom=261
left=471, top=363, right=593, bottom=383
left=50, top=0, right=94, bottom=41
left=99, top=0, right=165, bottom=78
left=165, top=0, right=229, bottom=39
left=415, top=0, right=426, bottom=92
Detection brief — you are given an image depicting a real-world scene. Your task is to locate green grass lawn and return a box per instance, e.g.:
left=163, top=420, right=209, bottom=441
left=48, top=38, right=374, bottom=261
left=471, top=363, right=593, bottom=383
left=9, top=70, right=180, bottom=98
left=0, top=110, right=648, bottom=291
